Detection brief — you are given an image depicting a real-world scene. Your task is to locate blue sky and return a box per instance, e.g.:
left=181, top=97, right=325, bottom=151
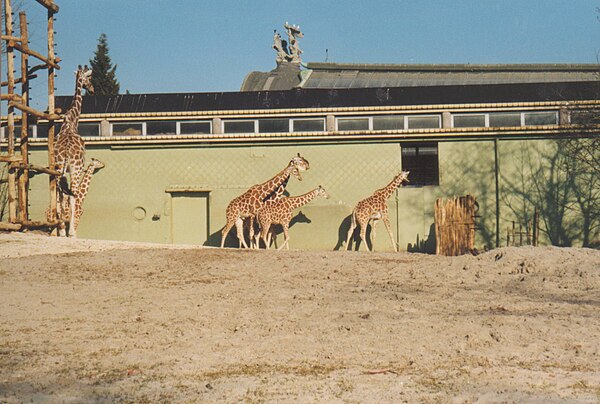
left=15, top=0, right=600, bottom=103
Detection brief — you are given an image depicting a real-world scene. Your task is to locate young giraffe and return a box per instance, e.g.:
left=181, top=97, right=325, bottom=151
left=345, top=171, right=410, bottom=252
left=72, top=158, right=105, bottom=232
left=221, top=154, right=310, bottom=248
left=48, top=158, right=105, bottom=234
left=54, top=65, right=94, bottom=237
left=256, top=185, right=330, bottom=250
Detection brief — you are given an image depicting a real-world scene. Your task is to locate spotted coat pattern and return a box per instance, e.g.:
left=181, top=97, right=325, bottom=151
left=346, top=171, right=410, bottom=252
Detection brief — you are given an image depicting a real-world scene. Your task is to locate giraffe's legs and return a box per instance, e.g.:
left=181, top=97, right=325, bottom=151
left=221, top=221, right=234, bottom=248
left=371, top=219, right=379, bottom=251
left=345, top=214, right=356, bottom=251
left=235, top=217, right=249, bottom=249
left=248, top=216, right=256, bottom=249
left=359, top=220, right=371, bottom=252
left=278, top=224, right=290, bottom=250
left=383, top=216, right=398, bottom=252
left=68, top=194, right=77, bottom=237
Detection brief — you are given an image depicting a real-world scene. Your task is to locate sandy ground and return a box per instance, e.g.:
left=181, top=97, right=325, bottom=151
left=0, top=232, right=599, bottom=403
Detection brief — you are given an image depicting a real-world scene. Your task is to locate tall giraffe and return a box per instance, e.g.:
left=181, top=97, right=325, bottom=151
left=256, top=185, right=329, bottom=250
left=54, top=65, right=94, bottom=237
left=221, top=154, right=310, bottom=248
left=345, top=171, right=410, bottom=252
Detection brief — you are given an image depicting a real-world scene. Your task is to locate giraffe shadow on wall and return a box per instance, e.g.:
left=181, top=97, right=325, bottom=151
left=333, top=214, right=373, bottom=251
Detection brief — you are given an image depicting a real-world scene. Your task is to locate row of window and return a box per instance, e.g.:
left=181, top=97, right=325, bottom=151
left=0, top=111, right=559, bottom=138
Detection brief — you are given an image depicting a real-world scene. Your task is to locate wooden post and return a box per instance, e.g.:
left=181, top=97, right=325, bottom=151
left=494, top=138, right=501, bottom=248
left=17, top=11, right=29, bottom=223
left=4, top=0, right=17, bottom=222
left=47, top=4, right=57, bottom=229
left=533, top=207, right=539, bottom=247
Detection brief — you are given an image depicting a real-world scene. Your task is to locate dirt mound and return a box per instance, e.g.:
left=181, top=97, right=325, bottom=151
left=1, top=233, right=599, bottom=402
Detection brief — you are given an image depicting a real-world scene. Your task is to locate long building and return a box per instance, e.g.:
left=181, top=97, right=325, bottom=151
left=2, top=48, right=599, bottom=250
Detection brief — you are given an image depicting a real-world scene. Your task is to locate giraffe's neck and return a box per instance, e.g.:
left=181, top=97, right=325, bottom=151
left=75, top=162, right=96, bottom=201
left=377, top=176, right=404, bottom=200
left=61, top=74, right=85, bottom=136
left=285, top=188, right=319, bottom=210
left=259, top=165, right=293, bottom=202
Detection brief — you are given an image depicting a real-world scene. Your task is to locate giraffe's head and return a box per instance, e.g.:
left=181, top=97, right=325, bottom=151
left=316, top=185, right=330, bottom=199
left=90, top=158, right=105, bottom=171
left=289, top=153, right=310, bottom=181
left=395, top=171, right=410, bottom=186
left=77, top=65, right=94, bottom=95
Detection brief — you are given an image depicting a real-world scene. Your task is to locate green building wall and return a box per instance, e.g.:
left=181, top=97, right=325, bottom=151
left=25, top=137, right=594, bottom=251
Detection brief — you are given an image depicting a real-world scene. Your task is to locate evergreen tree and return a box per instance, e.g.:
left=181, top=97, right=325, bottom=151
left=89, top=33, right=120, bottom=95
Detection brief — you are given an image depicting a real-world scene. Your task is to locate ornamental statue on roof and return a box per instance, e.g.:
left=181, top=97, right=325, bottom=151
left=273, top=22, right=303, bottom=65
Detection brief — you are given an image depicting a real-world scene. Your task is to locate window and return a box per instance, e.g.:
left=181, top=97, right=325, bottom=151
left=79, top=123, right=100, bottom=136
left=489, top=113, right=521, bottom=127
left=34, top=123, right=61, bottom=138
left=524, top=111, right=557, bottom=126
left=337, top=117, right=369, bottom=131
left=258, top=118, right=289, bottom=133
left=180, top=121, right=211, bottom=135
left=401, top=142, right=439, bottom=186
left=373, top=115, right=404, bottom=130
left=292, top=118, right=324, bottom=132
left=407, top=115, right=440, bottom=129
left=453, top=114, right=485, bottom=128
left=224, top=120, right=255, bottom=134
left=112, top=122, right=143, bottom=136
left=146, top=121, right=176, bottom=136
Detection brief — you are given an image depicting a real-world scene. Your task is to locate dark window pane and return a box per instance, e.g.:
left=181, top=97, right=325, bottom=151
left=337, top=118, right=369, bottom=131
left=292, top=119, right=324, bottom=132
left=180, top=121, right=211, bottom=135
left=401, top=142, right=439, bottom=186
left=79, top=123, right=100, bottom=136
left=373, top=115, right=404, bottom=130
left=524, top=112, right=557, bottom=126
left=489, top=113, right=521, bottom=127
left=224, top=120, right=255, bottom=134
left=147, top=121, right=176, bottom=135
left=453, top=114, right=485, bottom=128
left=113, top=123, right=143, bottom=136
left=407, top=116, right=440, bottom=129
left=35, top=123, right=61, bottom=138
left=258, top=119, right=289, bottom=133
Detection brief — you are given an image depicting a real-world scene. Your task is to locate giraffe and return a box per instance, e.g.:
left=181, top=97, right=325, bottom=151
left=345, top=171, right=410, bottom=252
left=72, top=158, right=105, bottom=232
left=221, top=154, right=310, bottom=248
left=256, top=185, right=330, bottom=250
left=48, top=158, right=105, bottom=235
left=54, top=65, right=94, bottom=237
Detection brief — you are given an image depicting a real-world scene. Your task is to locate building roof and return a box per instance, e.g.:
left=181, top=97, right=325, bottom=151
left=240, top=62, right=599, bottom=92
left=57, top=80, right=600, bottom=115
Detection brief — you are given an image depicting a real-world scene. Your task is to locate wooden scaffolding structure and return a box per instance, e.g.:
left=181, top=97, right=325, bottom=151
left=1, top=0, right=61, bottom=231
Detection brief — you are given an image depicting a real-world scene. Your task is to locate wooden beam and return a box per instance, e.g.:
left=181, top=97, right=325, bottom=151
left=0, top=155, right=23, bottom=163
left=22, top=220, right=61, bottom=229
left=18, top=11, right=31, bottom=224
left=10, top=41, right=60, bottom=70
left=34, top=0, right=59, bottom=13
left=0, top=93, right=22, bottom=101
left=1, top=34, right=21, bottom=41
left=1, top=74, right=38, bottom=86
left=10, top=163, right=61, bottom=177
left=0, top=222, right=22, bottom=231
left=9, top=101, right=60, bottom=120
